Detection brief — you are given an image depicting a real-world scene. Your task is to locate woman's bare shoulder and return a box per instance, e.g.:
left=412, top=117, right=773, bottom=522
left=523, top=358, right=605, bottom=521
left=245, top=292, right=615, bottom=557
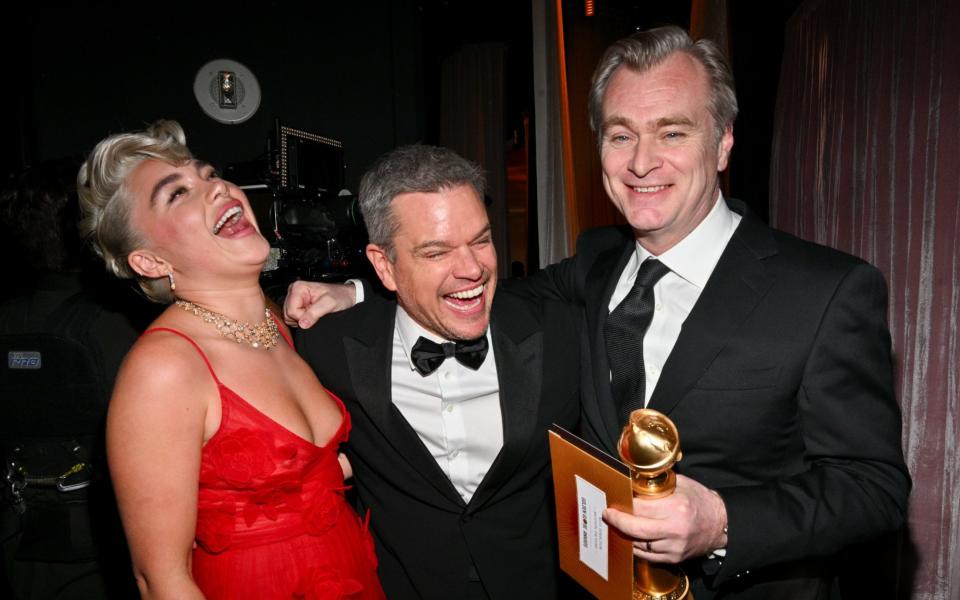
left=113, top=326, right=215, bottom=412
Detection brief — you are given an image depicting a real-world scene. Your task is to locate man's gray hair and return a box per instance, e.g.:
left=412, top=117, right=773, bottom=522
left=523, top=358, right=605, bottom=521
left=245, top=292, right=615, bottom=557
left=588, top=25, right=738, bottom=147
left=358, top=144, right=486, bottom=258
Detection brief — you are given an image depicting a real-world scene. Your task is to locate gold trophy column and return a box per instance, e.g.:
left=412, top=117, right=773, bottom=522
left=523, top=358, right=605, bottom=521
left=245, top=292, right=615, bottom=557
left=618, top=409, right=691, bottom=600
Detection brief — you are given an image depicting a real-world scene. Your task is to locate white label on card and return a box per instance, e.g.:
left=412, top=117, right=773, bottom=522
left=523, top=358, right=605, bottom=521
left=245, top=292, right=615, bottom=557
left=575, top=474, right=609, bottom=579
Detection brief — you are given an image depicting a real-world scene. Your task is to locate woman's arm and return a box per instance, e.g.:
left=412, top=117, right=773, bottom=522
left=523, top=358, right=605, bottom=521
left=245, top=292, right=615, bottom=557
left=107, top=335, right=213, bottom=599
left=338, top=453, right=353, bottom=480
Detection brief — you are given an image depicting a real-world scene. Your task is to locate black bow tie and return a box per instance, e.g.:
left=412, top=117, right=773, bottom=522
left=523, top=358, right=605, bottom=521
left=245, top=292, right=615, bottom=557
left=410, top=335, right=489, bottom=376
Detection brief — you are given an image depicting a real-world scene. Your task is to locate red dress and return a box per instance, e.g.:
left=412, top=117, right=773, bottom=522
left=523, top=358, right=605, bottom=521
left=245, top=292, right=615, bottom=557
left=143, top=328, right=385, bottom=600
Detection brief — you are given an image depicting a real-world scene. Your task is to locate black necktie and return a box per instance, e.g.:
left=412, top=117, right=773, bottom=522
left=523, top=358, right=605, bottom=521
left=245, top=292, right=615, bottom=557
left=410, top=335, right=489, bottom=376
left=604, top=258, right=672, bottom=424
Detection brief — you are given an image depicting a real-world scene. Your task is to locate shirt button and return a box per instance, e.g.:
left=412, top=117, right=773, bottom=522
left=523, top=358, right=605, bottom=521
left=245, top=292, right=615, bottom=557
left=450, top=449, right=460, bottom=460
left=445, top=403, right=454, bottom=413
left=655, top=303, right=663, bottom=311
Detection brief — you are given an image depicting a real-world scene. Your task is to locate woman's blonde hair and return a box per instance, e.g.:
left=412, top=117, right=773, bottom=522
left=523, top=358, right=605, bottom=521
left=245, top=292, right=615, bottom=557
left=77, top=120, right=192, bottom=303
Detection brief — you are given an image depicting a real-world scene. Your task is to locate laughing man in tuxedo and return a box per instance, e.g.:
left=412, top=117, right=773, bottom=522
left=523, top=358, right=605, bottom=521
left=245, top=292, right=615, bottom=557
left=294, top=145, right=581, bottom=599
left=510, top=26, right=910, bottom=598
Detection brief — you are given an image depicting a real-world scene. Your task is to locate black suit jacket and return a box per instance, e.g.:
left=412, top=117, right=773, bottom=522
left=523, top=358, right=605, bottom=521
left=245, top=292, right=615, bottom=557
left=297, top=289, right=582, bottom=599
left=515, top=198, right=910, bottom=598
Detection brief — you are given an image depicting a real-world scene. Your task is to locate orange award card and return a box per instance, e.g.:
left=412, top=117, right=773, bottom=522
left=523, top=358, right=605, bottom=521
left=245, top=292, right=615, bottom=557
left=548, top=424, right=635, bottom=600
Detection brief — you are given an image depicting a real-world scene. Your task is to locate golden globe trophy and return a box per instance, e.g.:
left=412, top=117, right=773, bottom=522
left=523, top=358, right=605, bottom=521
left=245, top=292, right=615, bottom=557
left=617, top=408, right=691, bottom=600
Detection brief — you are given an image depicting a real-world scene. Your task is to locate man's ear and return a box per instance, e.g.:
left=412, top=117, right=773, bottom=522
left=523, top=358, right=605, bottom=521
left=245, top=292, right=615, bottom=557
left=717, top=125, right=734, bottom=172
left=365, top=244, right=398, bottom=292
left=127, top=250, right=170, bottom=279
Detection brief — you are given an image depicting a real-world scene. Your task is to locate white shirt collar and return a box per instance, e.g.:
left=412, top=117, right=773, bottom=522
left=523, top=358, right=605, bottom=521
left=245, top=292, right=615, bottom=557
left=637, top=191, right=740, bottom=290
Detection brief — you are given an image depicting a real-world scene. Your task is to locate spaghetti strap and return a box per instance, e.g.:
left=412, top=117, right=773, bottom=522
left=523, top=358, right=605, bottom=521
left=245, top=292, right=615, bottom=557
left=269, top=311, right=294, bottom=349
left=142, top=327, right=221, bottom=385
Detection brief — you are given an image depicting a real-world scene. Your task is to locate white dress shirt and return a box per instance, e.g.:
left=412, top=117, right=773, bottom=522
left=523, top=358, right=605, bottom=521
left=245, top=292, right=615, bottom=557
left=608, top=193, right=742, bottom=406
left=391, top=307, right=503, bottom=502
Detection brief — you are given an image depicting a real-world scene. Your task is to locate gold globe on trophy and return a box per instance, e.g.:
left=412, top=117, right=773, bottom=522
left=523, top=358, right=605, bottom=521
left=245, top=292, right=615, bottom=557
left=617, top=408, right=691, bottom=600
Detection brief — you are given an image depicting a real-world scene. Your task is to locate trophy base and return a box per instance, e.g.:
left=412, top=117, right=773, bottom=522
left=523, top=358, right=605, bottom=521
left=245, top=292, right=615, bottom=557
left=632, top=573, right=690, bottom=600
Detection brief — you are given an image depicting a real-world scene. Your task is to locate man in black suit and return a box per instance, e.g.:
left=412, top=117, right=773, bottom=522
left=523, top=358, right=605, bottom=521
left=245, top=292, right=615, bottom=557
left=511, top=26, right=910, bottom=598
left=294, top=145, right=581, bottom=599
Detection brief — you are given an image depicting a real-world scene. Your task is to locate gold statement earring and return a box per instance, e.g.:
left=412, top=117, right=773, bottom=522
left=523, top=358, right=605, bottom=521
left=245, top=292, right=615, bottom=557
left=168, top=272, right=176, bottom=291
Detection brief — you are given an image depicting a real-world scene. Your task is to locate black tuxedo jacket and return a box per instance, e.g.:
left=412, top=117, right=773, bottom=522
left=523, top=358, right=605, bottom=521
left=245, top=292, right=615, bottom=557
left=297, top=289, right=582, bottom=599
left=516, top=198, right=910, bottom=598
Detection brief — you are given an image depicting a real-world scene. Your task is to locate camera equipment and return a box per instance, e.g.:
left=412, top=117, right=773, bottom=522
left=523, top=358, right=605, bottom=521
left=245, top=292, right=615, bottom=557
left=225, top=120, right=370, bottom=300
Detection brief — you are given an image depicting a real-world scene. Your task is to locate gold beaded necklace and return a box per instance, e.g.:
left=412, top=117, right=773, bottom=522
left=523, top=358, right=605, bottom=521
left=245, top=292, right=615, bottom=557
left=174, top=300, right=281, bottom=350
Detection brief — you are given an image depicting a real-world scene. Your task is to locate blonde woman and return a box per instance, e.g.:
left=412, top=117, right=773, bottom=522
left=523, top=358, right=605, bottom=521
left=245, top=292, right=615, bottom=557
left=78, top=121, right=383, bottom=600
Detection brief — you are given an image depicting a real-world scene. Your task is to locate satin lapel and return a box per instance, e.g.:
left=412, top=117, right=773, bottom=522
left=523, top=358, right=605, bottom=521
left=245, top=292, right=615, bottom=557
left=648, top=215, right=777, bottom=416
left=343, top=303, right=464, bottom=505
left=466, top=298, right=543, bottom=512
left=585, top=242, right=635, bottom=456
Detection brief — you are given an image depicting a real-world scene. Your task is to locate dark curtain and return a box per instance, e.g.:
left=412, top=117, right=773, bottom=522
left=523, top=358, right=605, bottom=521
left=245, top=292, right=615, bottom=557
left=770, top=0, right=960, bottom=597
left=439, top=44, right=510, bottom=276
